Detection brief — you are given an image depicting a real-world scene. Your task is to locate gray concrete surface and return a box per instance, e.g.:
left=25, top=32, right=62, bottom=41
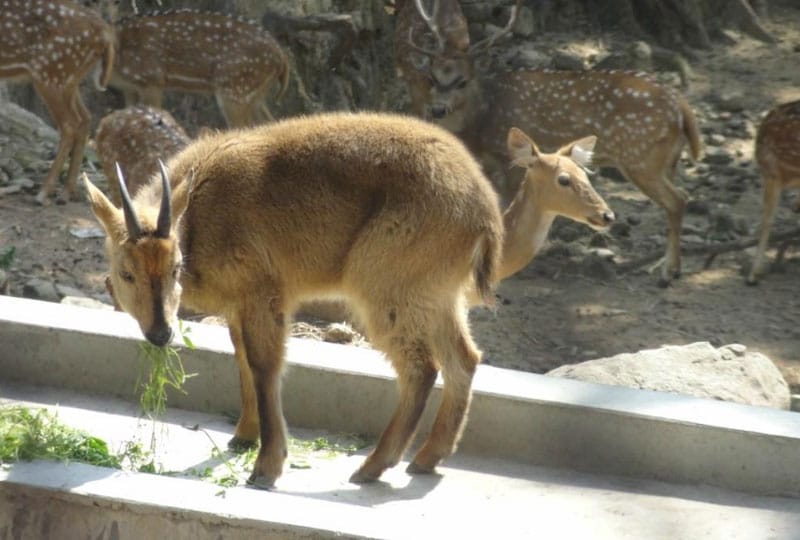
left=3, top=382, right=800, bottom=540
left=2, top=296, right=800, bottom=498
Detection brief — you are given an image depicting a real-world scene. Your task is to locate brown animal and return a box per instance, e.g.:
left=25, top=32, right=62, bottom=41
left=95, top=105, right=190, bottom=206
left=299, top=127, right=614, bottom=320
left=109, top=10, right=289, bottom=128
left=0, top=0, right=115, bottom=204
left=84, top=111, right=504, bottom=488
left=423, top=68, right=702, bottom=286
left=394, top=0, right=470, bottom=116
left=497, top=129, right=615, bottom=283
left=396, top=0, right=520, bottom=118
left=747, top=99, right=800, bottom=284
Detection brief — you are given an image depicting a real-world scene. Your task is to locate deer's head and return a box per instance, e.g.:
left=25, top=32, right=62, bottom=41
left=84, top=162, right=190, bottom=346
left=406, top=0, right=521, bottom=132
left=508, top=127, right=615, bottom=230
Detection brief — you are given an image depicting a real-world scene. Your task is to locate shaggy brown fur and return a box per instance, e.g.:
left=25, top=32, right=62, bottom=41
left=85, top=111, right=503, bottom=488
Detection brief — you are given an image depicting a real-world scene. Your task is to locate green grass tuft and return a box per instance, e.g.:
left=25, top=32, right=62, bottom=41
left=0, top=406, right=120, bottom=468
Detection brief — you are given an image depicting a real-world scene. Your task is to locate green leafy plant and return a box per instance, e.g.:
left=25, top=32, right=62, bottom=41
left=0, top=406, right=120, bottom=468
left=0, top=246, right=14, bottom=270
left=136, top=321, right=196, bottom=420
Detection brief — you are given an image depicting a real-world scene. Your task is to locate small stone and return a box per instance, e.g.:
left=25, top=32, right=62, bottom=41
left=706, top=133, right=726, bottom=146
left=609, top=221, right=631, bottom=237
left=686, top=199, right=710, bottom=215
left=23, top=278, right=60, bottom=302
left=323, top=322, right=357, bottom=344
left=55, top=284, right=88, bottom=299
left=703, top=147, right=735, bottom=166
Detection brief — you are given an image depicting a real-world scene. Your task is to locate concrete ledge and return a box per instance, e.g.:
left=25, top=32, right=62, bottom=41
left=2, top=295, right=800, bottom=496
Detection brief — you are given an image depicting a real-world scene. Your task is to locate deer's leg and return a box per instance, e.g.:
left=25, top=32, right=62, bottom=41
left=628, top=169, right=688, bottom=286
left=33, top=84, right=76, bottom=205
left=216, top=95, right=255, bottom=128
left=60, top=91, right=92, bottom=202
left=239, top=295, right=290, bottom=490
left=349, top=311, right=438, bottom=483
left=227, top=319, right=260, bottom=451
left=408, top=304, right=480, bottom=474
left=747, top=173, right=781, bottom=285
left=139, top=87, right=164, bottom=110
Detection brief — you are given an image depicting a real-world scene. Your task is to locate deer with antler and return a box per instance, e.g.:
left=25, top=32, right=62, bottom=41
left=108, top=10, right=289, bottom=128
left=747, top=99, right=800, bottom=284
left=84, top=111, right=504, bottom=488
left=0, top=0, right=115, bottom=204
left=396, top=0, right=520, bottom=118
left=405, top=3, right=702, bottom=285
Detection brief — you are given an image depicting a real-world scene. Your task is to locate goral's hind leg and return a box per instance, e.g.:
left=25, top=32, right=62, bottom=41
left=408, top=304, right=480, bottom=474
left=349, top=330, right=438, bottom=483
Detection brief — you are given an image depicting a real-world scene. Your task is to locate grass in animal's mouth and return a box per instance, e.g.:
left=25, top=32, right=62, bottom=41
left=136, top=321, right=196, bottom=420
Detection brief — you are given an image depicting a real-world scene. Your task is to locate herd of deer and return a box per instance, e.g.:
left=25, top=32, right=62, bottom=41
left=1, top=0, right=797, bottom=488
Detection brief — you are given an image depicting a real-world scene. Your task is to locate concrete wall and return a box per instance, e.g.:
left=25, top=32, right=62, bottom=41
left=2, top=295, right=800, bottom=496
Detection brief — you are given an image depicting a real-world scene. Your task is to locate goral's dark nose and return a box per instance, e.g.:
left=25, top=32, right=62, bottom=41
left=145, top=325, right=174, bottom=347
left=603, top=211, right=615, bottom=224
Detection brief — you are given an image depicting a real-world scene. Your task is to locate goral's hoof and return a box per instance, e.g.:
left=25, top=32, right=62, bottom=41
left=228, top=436, right=258, bottom=453
left=406, top=461, right=436, bottom=475
left=349, top=468, right=380, bottom=484
left=247, top=472, right=276, bottom=490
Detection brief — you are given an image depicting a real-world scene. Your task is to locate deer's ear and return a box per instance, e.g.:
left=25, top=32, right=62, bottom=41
left=559, top=135, right=597, bottom=169
left=507, top=127, right=541, bottom=168
left=83, top=174, right=125, bottom=242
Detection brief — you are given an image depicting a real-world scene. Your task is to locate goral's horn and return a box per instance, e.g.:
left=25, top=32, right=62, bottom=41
left=155, top=159, right=172, bottom=239
left=116, top=162, right=142, bottom=241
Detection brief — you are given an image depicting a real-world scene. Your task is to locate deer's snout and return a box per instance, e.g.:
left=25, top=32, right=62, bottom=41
left=145, top=325, right=174, bottom=347
left=602, top=210, right=615, bottom=224
left=430, top=104, right=448, bottom=119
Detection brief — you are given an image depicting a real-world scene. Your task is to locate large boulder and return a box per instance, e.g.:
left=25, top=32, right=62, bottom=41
left=547, top=342, right=790, bottom=409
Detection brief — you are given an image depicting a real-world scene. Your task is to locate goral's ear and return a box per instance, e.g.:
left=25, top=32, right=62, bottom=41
left=83, top=173, right=125, bottom=241
left=169, top=169, right=194, bottom=226
left=507, top=127, right=541, bottom=169
left=558, top=135, right=597, bottom=169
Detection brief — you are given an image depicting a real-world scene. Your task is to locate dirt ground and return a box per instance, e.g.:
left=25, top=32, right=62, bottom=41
left=1, top=4, right=799, bottom=390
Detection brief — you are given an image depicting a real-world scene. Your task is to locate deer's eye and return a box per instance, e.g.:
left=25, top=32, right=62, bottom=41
left=557, top=173, right=571, bottom=187
left=455, top=77, right=468, bottom=89
left=172, top=265, right=181, bottom=280
left=119, top=270, right=134, bottom=283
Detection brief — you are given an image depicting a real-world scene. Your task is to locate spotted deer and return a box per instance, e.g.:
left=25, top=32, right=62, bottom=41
left=95, top=105, right=190, bottom=206
left=747, top=99, right=800, bottom=284
left=423, top=67, right=702, bottom=286
left=84, top=112, right=504, bottom=488
left=0, top=0, right=115, bottom=204
left=109, top=10, right=289, bottom=128
left=396, top=0, right=520, bottom=117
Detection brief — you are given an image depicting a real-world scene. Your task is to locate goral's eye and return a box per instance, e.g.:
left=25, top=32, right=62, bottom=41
left=172, top=265, right=180, bottom=280
left=557, top=173, right=571, bottom=187
left=456, top=77, right=469, bottom=89
left=119, top=270, right=134, bottom=283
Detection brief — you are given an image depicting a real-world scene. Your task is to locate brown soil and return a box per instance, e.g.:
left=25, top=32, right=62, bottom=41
left=1, top=6, right=799, bottom=390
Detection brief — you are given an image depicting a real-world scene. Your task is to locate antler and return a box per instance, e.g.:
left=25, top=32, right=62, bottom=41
left=406, top=0, right=446, bottom=57
left=468, top=0, right=521, bottom=55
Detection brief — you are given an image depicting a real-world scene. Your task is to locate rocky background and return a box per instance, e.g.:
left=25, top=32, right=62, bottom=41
left=1, top=0, right=799, bottom=409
